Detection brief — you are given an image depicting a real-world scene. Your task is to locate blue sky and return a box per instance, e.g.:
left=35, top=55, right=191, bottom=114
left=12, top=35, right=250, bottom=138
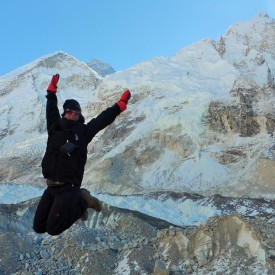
left=0, top=0, right=274, bottom=76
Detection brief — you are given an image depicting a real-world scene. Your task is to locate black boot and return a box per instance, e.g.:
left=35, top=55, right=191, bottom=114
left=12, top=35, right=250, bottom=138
left=80, top=188, right=102, bottom=212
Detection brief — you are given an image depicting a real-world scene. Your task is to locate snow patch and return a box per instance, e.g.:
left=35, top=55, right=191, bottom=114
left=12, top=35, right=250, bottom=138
left=97, top=193, right=221, bottom=226
left=0, top=183, right=43, bottom=204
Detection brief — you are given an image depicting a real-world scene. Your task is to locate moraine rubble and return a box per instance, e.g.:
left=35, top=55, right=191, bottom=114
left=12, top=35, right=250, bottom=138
left=0, top=194, right=274, bottom=275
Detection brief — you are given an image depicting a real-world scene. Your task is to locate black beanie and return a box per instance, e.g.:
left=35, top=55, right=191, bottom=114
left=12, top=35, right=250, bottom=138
left=63, top=99, right=81, bottom=113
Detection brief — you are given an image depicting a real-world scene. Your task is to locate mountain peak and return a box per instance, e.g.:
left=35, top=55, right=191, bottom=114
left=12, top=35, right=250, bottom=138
left=36, top=51, right=80, bottom=69
left=258, top=12, right=270, bottom=19
left=223, top=12, right=275, bottom=55
left=87, top=58, right=115, bottom=77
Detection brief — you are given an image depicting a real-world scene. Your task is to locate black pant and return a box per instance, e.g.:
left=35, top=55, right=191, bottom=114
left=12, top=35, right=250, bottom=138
left=33, top=184, right=87, bottom=236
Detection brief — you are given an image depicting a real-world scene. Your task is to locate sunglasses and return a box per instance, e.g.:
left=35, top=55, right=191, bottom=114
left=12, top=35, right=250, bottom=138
left=65, top=109, right=81, bottom=116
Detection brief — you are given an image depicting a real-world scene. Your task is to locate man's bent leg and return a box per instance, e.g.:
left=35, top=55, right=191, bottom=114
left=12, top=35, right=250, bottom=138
left=33, top=189, right=54, bottom=233
left=46, top=185, right=86, bottom=236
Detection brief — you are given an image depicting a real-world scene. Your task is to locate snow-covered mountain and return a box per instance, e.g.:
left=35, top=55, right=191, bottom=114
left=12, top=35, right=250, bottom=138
left=0, top=13, right=274, bottom=199
left=0, top=51, right=103, bottom=185
left=1, top=13, right=275, bottom=275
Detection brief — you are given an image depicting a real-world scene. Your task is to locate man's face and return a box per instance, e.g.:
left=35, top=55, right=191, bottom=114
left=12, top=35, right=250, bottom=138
left=64, top=110, right=80, bottom=121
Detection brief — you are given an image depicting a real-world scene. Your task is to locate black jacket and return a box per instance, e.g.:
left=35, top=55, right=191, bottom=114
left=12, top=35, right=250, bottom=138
left=41, top=93, right=121, bottom=186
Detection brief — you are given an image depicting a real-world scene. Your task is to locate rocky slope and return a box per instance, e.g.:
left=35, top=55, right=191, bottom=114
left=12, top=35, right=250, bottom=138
left=0, top=193, right=274, bottom=274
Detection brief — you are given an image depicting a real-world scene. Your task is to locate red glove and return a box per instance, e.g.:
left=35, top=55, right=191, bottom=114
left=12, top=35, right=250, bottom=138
left=116, top=89, right=131, bottom=112
left=47, top=74, right=60, bottom=93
